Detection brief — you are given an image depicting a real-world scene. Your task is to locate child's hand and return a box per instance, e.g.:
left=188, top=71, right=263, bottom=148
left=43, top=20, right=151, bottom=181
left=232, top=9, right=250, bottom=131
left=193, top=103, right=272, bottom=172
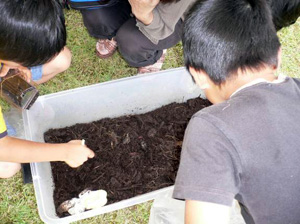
left=0, top=64, right=32, bottom=82
left=16, top=67, right=32, bottom=83
left=64, top=140, right=95, bottom=168
left=0, top=64, right=10, bottom=78
left=129, top=0, right=160, bottom=25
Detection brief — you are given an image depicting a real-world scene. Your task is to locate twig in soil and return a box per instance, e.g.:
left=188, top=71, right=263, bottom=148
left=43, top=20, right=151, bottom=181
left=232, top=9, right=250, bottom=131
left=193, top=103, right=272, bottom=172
left=79, top=125, right=98, bottom=136
left=172, top=120, right=187, bottom=125
left=91, top=123, right=101, bottom=132
left=125, top=160, right=134, bottom=168
left=92, top=165, right=101, bottom=170
left=53, top=136, right=60, bottom=143
left=164, top=134, right=177, bottom=140
left=136, top=116, right=145, bottom=128
left=149, top=150, right=153, bottom=163
left=109, top=131, right=119, bottom=148
left=117, top=184, right=142, bottom=191
left=92, top=173, right=105, bottom=183
left=92, top=162, right=109, bottom=171
left=70, top=130, right=79, bottom=139
left=161, top=152, right=177, bottom=161
left=145, top=182, right=171, bottom=189
left=158, top=121, right=165, bottom=130
left=174, top=106, right=186, bottom=110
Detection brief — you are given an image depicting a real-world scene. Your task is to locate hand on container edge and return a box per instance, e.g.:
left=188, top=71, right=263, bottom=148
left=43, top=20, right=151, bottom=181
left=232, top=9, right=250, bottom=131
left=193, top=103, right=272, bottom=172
left=17, top=67, right=32, bottom=83
left=64, top=140, right=95, bottom=168
left=0, top=64, right=32, bottom=82
left=0, top=64, right=10, bottom=78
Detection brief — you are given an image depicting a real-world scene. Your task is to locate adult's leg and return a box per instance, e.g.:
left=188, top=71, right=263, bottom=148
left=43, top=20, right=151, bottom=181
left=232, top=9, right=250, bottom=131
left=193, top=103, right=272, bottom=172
left=80, top=1, right=132, bottom=40
left=116, top=18, right=184, bottom=67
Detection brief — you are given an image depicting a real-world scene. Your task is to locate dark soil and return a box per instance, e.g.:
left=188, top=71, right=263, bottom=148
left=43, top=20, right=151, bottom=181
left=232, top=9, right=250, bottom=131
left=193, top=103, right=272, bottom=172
left=44, top=97, right=211, bottom=216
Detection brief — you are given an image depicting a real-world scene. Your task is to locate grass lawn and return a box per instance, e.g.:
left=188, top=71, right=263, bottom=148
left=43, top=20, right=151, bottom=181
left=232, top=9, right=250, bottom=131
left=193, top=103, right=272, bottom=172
left=0, top=9, right=299, bottom=224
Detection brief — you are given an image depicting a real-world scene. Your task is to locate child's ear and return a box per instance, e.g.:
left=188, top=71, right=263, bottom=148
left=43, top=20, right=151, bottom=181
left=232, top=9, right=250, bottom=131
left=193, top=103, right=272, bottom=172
left=270, top=48, right=281, bottom=71
left=189, top=67, right=210, bottom=89
left=277, top=47, right=282, bottom=69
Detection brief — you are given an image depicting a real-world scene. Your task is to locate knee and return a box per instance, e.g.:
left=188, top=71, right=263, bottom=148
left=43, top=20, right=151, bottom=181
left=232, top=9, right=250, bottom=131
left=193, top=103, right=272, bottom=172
left=36, top=47, right=71, bottom=84
left=116, top=29, right=144, bottom=61
left=53, top=47, right=72, bottom=73
left=0, top=162, right=21, bottom=179
left=117, top=31, right=160, bottom=67
left=46, top=47, right=72, bottom=74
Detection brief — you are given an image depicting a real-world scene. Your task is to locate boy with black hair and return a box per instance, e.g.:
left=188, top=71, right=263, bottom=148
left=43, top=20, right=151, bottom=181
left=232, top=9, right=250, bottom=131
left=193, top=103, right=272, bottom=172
left=0, top=0, right=71, bottom=84
left=173, top=0, right=300, bottom=223
left=0, top=0, right=94, bottom=178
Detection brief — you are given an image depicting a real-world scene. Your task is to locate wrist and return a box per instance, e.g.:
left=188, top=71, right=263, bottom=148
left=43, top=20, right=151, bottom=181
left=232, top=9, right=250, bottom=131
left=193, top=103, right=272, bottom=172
left=56, top=143, right=70, bottom=162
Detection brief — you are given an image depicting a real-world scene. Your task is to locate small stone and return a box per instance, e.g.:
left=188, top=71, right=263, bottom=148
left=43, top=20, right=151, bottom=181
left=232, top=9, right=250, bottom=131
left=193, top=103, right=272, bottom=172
left=122, top=134, right=130, bottom=144
left=147, top=128, right=157, bottom=137
left=141, top=140, right=147, bottom=150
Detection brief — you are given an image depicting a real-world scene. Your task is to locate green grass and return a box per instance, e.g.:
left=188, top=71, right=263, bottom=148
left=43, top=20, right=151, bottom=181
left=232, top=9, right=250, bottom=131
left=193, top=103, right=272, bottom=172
left=278, top=22, right=300, bottom=78
left=0, top=10, right=299, bottom=224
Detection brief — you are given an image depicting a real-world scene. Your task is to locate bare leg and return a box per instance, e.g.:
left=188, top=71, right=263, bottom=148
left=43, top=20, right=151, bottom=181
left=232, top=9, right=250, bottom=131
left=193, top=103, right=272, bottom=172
left=35, top=47, right=72, bottom=84
left=0, top=162, right=21, bottom=179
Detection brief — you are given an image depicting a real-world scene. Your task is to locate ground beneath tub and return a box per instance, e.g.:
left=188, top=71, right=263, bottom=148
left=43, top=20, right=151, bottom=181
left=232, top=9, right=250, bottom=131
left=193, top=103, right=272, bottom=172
left=44, top=97, right=211, bottom=217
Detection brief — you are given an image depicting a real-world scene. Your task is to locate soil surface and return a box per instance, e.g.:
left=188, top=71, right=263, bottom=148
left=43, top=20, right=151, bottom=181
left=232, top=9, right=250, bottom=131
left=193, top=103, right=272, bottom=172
left=44, top=97, right=211, bottom=216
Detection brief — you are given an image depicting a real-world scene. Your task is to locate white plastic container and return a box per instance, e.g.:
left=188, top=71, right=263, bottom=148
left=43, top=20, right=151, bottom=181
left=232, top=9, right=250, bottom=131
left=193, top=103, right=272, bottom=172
left=23, top=67, right=205, bottom=224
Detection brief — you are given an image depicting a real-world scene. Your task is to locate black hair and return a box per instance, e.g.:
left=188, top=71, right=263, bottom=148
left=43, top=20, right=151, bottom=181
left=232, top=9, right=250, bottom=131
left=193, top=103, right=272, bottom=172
left=183, top=0, right=281, bottom=85
left=267, top=0, right=300, bottom=30
left=0, top=0, right=66, bottom=67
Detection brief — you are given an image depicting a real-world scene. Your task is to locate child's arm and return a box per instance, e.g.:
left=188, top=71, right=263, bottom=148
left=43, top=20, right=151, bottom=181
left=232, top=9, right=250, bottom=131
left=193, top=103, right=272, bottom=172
left=0, top=136, right=95, bottom=168
left=185, top=200, right=231, bottom=224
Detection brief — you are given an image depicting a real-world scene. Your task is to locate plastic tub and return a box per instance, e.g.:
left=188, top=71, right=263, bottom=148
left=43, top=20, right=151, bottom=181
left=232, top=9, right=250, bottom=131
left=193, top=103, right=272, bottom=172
left=22, top=67, right=205, bottom=224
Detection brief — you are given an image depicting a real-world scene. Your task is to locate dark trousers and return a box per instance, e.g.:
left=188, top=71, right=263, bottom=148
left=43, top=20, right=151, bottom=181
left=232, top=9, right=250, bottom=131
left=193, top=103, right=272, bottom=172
left=80, top=1, right=183, bottom=67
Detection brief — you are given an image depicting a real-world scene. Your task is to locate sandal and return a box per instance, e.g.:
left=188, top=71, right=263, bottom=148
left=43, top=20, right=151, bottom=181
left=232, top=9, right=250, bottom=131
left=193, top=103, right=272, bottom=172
left=137, top=50, right=167, bottom=74
left=96, top=38, right=118, bottom=59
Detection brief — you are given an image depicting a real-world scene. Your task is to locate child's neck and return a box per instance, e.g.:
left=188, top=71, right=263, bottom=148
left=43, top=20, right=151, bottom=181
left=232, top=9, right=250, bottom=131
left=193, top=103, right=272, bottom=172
left=224, top=66, right=278, bottom=99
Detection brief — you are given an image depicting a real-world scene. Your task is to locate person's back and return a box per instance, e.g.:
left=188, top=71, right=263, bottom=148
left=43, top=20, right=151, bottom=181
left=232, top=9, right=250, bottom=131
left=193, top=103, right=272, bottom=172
left=192, top=76, right=300, bottom=223
left=172, top=0, right=300, bottom=223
